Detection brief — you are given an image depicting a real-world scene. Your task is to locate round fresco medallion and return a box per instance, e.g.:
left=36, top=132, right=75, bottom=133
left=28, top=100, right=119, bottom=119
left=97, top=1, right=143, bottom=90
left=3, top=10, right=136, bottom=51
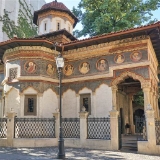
left=25, top=61, right=36, bottom=73
left=46, top=64, right=54, bottom=76
left=114, top=54, right=125, bottom=64
left=63, top=64, right=73, bottom=76
left=96, top=59, right=107, bottom=71
left=130, top=51, right=142, bottom=62
left=79, top=62, right=90, bottom=74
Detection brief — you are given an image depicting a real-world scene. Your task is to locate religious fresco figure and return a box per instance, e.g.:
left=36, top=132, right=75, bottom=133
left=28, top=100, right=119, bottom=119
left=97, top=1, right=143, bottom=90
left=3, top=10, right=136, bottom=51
left=25, top=61, right=36, bottom=73
left=130, top=51, right=142, bottom=61
left=79, top=62, right=90, bottom=74
left=64, top=64, right=73, bottom=76
left=97, top=59, right=107, bottom=71
left=46, top=64, right=54, bottom=76
left=115, top=54, right=125, bottom=64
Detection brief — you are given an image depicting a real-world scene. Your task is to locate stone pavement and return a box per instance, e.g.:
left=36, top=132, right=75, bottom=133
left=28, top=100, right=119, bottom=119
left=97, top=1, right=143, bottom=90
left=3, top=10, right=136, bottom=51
left=0, top=147, right=159, bottom=160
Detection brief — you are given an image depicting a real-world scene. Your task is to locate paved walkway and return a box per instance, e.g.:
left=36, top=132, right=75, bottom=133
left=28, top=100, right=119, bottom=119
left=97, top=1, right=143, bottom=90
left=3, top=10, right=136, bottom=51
left=0, top=147, right=159, bottom=160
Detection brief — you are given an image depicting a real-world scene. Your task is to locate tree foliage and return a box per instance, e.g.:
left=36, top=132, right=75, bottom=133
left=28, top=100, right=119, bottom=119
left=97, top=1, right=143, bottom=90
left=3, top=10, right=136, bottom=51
left=72, top=0, right=160, bottom=37
left=133, top=91, right=144, bottom=106
left=0, top=0, right=37, bottom=39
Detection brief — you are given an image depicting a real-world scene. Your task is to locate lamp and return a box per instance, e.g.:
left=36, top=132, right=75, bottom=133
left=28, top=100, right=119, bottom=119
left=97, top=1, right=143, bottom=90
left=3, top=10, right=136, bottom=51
left=55, top=43, right=65, bottom=159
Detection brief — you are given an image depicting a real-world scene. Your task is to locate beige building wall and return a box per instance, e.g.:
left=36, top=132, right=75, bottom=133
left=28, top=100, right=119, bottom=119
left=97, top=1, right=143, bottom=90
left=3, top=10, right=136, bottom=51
left=0, top=0, right=46, bottom=42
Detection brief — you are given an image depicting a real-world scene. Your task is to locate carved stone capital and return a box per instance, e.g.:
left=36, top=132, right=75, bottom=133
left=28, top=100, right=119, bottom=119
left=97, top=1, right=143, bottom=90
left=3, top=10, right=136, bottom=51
left=110, top=110, right=119, bottom=118
left=53, top=112, right=60, bottom=120
left=141, top=81, right=151, bottom=89
left=145, top=110, right=155, bottom=118
left=111, top=85, right=118, bottom=92
left=79, top=112, right=89, bottom=119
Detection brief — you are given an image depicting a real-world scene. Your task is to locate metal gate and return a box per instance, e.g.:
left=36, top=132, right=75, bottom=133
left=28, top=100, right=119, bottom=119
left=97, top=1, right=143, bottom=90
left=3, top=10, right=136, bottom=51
left=118, top=117, right=122, bottom=149
left=135, top=117, right=147, bottom=141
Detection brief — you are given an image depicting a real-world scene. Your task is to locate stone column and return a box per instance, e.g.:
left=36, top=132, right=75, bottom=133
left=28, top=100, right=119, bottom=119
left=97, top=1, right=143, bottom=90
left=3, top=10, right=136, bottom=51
left=142, top=87, right=151, bottom=110
left=110, top=110, right=119, bottom=150
left=76, top=94, right=80, bottom=117
left=128, top=94, right=134, bottom=134
left=111, top=85, right=118, bottom=110
left=79, top=111, right=89, bottom=146
left=53, top=112, right=60, bottom=138
left=7, top=112, right=16, bottom=147
left=145, top=105, right=156, bottom=145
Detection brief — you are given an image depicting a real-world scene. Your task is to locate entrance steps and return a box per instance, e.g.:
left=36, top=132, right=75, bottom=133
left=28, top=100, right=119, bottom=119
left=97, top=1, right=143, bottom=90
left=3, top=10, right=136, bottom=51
left=120, top=134, right=137, bottom=152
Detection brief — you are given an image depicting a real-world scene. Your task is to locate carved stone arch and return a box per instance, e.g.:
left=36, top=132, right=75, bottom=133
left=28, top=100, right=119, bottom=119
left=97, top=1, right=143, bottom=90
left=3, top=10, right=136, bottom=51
left=43, top=88, right=58, bottom=95
left=22, top=86, right=38, bottom=93
left=78, top=87, right=92, bottom=94
left=111, top=71, right=148, bottom=87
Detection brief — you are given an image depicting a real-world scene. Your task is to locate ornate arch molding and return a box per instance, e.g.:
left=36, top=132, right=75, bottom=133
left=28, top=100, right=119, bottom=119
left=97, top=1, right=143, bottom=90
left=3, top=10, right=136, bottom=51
left=111, top=71, right=151, bottom=89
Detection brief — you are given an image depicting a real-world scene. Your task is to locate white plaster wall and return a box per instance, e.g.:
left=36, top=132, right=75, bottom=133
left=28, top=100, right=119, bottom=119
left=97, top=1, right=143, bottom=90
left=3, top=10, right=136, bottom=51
left=39, top=16, right=73, bottom=35
left=62, top=89, right=77, bottom=118
left=41, top=89, right=58, bottom=118
left=95, top=84, right=112, bottom=117
left=5, top=88, right=20, bottom=116
left=39, top=17, right=52, bottom=35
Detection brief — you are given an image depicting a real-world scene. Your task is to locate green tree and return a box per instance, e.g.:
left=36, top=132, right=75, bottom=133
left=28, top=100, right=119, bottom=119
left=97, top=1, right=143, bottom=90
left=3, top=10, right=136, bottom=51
left=73, top=0, right=160, bottom=37
left=0, top=0, right=37, bottom=39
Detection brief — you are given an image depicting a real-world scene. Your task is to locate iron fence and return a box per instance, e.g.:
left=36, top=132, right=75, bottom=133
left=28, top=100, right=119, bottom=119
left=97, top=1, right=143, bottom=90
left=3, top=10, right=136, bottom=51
left=87, top=118, right=111, bottom=140
left=0, top=118, right=7, bottom=138
left=62, top=118, right=80, bottom=138
left=14, top=118, right=55, bottom=138
left=155, top=119, right=160, bottom=145
left=135, top=117, right=147, bottom=141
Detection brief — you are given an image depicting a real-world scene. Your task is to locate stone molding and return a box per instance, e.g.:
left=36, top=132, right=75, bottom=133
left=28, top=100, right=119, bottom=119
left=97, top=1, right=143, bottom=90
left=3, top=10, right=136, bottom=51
left=111, top=71, right=148, bottom=87
left=145, top=110, right=155, bottom=118
left=63, top=36, right=149, bottom=60
left=3, top=46, right=58, bottom=62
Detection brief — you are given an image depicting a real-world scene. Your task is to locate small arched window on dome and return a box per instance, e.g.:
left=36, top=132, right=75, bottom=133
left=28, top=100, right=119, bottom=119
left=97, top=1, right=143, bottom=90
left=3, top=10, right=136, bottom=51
left=44, top=21, right=47, bottom=32
left=57, top=21, right=61, bottom=30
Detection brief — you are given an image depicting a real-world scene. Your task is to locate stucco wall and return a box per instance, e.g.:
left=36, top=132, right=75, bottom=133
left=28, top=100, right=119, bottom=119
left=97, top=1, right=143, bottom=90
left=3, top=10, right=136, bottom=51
left=95, top=84, right=112, bottom=117
left=41, top=89, right=58, bottom=118
left=5, top=88, right=20, bottom=116
left=62, top=89, right=77, bottom=118
left=39, top=16, right=73, bottom=35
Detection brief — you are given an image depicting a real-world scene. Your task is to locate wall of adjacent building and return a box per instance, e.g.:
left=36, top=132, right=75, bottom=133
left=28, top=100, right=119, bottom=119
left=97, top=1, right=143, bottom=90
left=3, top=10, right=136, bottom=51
left=0, top=0, right=46, bottom=42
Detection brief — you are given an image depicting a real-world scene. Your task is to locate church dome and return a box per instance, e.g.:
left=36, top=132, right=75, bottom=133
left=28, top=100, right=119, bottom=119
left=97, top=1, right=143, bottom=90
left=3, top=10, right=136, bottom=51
left=33, top=0, right=78, bottom=27
left=41, top=0, right=70, bottom=12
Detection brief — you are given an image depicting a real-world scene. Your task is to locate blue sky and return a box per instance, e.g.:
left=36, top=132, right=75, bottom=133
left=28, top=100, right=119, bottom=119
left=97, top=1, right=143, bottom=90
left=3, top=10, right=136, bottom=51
left=45, top=0, right=160, bottom=31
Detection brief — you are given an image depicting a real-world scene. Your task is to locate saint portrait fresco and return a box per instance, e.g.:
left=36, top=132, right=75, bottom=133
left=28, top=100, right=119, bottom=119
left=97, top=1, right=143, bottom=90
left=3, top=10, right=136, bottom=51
left=130, top=51, right=142, bottom=62
left=97, top=59, right=107, bottom=71
left=64, top=64, right=73, bottom=76
left=46, top=64, right=54, bottom=76
left=114, top=54, right=125, bottom=64
left=79, top=62, right=90, bottom=74
left=25, top=61, right=36, bottom=73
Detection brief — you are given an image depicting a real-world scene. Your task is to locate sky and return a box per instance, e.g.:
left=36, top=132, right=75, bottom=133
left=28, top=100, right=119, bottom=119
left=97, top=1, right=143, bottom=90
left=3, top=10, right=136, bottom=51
left=45, top=0, right=160, bottom=32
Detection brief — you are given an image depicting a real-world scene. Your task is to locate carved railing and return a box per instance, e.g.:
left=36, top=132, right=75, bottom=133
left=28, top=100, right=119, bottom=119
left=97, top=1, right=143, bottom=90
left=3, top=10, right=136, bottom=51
left=87, top=118, right=111, bottom=140
left=0, top=118, right=7, bottom=138
left=14, top=118, right=55, bottom=138
left=62, top=118, right=80, bottom=138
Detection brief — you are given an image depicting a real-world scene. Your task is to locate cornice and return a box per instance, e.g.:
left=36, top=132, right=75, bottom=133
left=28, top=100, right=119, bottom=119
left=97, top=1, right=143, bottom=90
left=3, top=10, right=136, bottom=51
left=63, top=36, right=148, bottom=61
left=3, top=46, right=58, bottom=62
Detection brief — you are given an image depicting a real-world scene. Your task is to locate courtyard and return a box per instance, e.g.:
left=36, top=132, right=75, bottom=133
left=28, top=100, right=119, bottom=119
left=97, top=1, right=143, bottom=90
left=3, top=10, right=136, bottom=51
left=0, top=147, right=159, bottom=160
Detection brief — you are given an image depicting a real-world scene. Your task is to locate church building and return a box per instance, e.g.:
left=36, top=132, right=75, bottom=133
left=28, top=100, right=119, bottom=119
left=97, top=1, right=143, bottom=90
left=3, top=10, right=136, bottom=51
left=0, top=0, right=160, bottom=144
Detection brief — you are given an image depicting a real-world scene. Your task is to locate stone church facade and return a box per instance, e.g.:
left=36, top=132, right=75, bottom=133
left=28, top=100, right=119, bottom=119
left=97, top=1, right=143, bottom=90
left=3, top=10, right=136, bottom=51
left=0, top=1, right=160, bottom=150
